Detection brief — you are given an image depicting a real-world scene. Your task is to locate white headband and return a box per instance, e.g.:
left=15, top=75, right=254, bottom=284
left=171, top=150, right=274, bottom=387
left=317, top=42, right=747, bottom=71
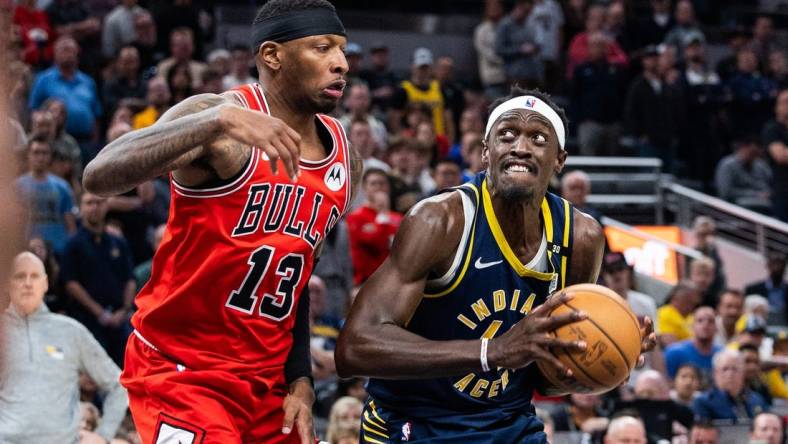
left=484, top=95, right=566, bottom=150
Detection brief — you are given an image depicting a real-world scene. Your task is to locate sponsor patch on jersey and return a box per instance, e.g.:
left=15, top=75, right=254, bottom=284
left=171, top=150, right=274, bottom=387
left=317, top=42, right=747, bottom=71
left=324, top=162, right=346, bottom=192
left=45, top=345, right=64, bottom=360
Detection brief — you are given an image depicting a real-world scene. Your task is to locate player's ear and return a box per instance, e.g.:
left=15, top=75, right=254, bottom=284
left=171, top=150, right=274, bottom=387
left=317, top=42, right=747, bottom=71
left=481, top=139, right=490, bottom=168
left=554, top=148, right=567, bottom=175
left=259, top=41, right=283, bottom=72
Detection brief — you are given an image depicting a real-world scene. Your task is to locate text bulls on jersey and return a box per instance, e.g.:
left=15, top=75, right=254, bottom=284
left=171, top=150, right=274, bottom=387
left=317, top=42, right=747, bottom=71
left=232, top=182, right=341, bottom=248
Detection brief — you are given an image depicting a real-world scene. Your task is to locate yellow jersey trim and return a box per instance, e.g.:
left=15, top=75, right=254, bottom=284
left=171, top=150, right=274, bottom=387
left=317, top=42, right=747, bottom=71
left=561, top=198, right=571, bottom=289
left=423, top=184, right=480, bottom=298
left=482, top=180, right=555, bottom=281
left=362, top=423, right=389, bottom=439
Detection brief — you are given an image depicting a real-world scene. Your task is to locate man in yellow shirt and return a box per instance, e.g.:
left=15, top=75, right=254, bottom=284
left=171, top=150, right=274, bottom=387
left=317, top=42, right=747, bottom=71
left=657, top=280, right=701, bottom=347
left=132, top=77, right=171, bottom=130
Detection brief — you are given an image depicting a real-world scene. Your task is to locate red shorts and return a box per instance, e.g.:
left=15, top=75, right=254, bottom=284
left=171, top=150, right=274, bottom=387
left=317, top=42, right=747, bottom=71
left=121, top=332, right=302, bottom=444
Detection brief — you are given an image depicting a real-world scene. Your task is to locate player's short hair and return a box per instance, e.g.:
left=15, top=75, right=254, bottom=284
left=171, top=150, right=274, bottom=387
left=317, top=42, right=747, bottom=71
left=488, top=86, right=569, bottom=140
left=253, top=0, right=337, bottom=25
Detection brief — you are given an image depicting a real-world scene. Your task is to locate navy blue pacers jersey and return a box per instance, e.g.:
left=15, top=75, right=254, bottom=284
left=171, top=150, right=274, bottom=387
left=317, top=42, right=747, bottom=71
left=364, top=172, right=574, bottom=440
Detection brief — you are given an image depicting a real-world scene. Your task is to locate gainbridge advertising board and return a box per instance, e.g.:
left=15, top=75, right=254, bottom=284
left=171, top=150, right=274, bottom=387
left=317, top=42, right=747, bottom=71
left=604, top=226, right=683, bottom=284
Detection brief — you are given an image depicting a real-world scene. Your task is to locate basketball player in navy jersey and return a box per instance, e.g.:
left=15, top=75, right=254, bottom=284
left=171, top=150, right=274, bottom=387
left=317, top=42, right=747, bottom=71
left=336, top=88, right=657, bottom=443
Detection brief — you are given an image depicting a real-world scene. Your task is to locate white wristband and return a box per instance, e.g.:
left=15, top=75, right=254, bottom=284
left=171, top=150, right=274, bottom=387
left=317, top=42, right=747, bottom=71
left=480, top=338, right=490, bottom=372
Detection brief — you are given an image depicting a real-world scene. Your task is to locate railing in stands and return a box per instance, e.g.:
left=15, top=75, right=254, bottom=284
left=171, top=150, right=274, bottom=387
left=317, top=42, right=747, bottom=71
left=663, top=183, right=788, bottom=256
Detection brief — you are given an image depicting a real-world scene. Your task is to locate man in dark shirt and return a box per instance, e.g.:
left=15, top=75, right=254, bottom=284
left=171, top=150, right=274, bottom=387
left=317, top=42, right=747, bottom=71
left=692, top=349, right=769, bottom=423
left=761, top=89, right=788, bottom=221
left=102, top=46, right=146, bottom=117
left=359, top=42, right=398, bottom=111
left=62, top=192, right=136, bottom=365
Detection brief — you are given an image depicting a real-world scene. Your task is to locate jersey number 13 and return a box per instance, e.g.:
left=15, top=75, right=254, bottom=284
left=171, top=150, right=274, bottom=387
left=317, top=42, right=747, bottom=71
left=225, top=246, right=304, bottom=321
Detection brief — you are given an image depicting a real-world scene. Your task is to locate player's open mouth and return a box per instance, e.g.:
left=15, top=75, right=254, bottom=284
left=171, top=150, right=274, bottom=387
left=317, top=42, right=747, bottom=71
left=503, top=160, right=537, bottom=175
left=322, top=80, right=346, bottom=99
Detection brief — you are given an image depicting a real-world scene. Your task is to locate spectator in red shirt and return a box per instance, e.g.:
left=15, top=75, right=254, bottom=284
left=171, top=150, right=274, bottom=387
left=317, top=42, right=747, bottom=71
left=347, top=169, right=403, bottom=285
left=13, top=0, right=54, bottom=67
left=566, top=4, right=628, bottom=79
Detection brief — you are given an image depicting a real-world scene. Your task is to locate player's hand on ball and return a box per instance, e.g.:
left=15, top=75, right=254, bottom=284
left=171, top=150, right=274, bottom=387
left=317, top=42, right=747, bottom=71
left=282, top=378, right=315, bottom=444
left=637, top=316, right=658, bottom=368
left=488, top=291, right=587, bottom=375
left=218, top=104, right=302, bottom=180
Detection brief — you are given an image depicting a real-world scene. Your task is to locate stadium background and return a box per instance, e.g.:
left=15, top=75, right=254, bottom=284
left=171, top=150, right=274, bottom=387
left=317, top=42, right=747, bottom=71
left=2, top=0, right=788, bottom=442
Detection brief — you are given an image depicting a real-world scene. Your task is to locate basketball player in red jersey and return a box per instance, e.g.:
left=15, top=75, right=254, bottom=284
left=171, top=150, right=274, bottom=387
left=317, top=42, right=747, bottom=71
left=82, top=1, right=360, bottom=442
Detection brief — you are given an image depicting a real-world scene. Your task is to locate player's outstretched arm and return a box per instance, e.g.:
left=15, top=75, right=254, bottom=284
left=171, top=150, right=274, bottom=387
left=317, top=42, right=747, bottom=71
left=336, top=194, right=587, bottom=379
left=83, top=93, right=302, bottom=196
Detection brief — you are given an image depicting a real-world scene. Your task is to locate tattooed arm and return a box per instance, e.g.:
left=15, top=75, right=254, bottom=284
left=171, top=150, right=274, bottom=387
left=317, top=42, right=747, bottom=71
left=83, top=93, right=302, bottom=196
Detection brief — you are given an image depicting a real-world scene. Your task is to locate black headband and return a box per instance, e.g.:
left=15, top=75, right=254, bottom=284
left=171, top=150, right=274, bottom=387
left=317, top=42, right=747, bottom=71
left=251, top=8, right=346, bottom=50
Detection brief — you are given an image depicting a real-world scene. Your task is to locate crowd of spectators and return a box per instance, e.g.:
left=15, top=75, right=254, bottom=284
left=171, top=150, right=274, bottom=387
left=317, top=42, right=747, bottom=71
left=2, top=0, right=788, bottom=443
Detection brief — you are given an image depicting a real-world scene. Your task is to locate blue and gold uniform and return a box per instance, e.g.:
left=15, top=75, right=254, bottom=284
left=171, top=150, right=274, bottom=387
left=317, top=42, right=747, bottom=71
left=361, top=172, right=574, bottom=443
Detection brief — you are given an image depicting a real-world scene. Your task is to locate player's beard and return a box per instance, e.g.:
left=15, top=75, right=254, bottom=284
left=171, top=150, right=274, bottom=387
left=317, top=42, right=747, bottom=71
left=500, top=185, right=534, bottom=202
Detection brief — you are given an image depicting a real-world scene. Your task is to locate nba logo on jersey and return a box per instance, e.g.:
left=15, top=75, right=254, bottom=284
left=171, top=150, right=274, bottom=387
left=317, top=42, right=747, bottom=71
left=401, top=422, right=412, bottom=441
left=525, top=98, right=536, bottom=108
left=324, top=162, right=346, bottom=192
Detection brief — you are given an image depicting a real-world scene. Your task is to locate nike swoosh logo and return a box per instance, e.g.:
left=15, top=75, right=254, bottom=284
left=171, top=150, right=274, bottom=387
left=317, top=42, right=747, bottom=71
left=475, top=258, right=503, bottom=269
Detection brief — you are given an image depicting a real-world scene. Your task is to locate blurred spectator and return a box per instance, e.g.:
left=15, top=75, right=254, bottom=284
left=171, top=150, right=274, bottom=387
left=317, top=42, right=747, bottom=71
left=223, top=44, right=255, bottom=90
left=462, top=135, right=485, bottom=180
left=156, top=28, right=206, bottom=91
left=714, top=138, right=772, bottom=213
left=29, top=36, right=102, bottom=146
left=359, top=42, right=398, bottom=111
left=603, top=416, right=646, bottom=444
left=566, top=4, right=627, bottom=80
left=671, top=363, right=702, bottom=406
left=392, top=48, right=453, bottom=140
left=681, top=34, right=725, bottom=188
left=689, top=423, right=719, bottom=444
left=349, top=119, right=389, bottom=184
left=102, top=0, right=145, bottom=59
left=310, top=275, right=340, bottom=383
left=571, top=31, right=626, bottom=156
left=745, top=252, right=788, bottom=326
left=636, top=0, right=673, bottom=48
left=30, top=107, right=82, bottom=185
left=663, top=1, right=705, bottom=61
left=346, top=169, right=403, bottom=286
left=768, top=50, right=788, bottom=90
left=657, top=280, right=701, bottom=346
left=601, top=252, right=657, bottom=327
left=689, top=217, right=726, bottom=300
left=328, top=424, right=359, bottom=444
left=148, top=0, right=209, bottom=61
left=45, top=0, right=101, bottom=75
left=435, top=56, right=465, bottom=143
left=624, top=45, right=683, bottom=174
left=527, top=0, right=564, bottom=91
left=430, top=159, right=462, bottom=195
left=727, top=48, right=779, bottom=139
left=714, top=290, right=744, bottom=346
left=80, top=401, right=100, bottom=432
left=561, top=0, right=587, bottom=46
left=534, top=408, right=554, bottom=442
left=605, top=1, right=638, bottom=54
left=344, top=42, right=363, bottom=86
left=447, top=109, right=484, bottom=167
left=690, top=257, right=717, bottom=308
left=15, top=135, right=77, bottom=254
left=692, top=349, right=768, bottom=423
left=657, top=43, right=681, bottom=86
left=326, top=397, right=362, bottom=444
left=132, top=76, right=170, bottom=130
left=553, top=394, right=610, bottom=436
left=133, top=223, right=165, bottom=290
left=340, top=84, right=387, bottom=153
left=750, top=412, right=784, bottom=444
left=495, top=0, right=543, bottom=88
left=63, top=192, right=136, bottom=366
left=0, top=252, right=127, bottom=443
left=103, top=46, right=146, bottom=117
left=43, top=98, right=84, bottom=173
left=749, top=16, right=775, bottom=67
left=28, top=236, right=63, bottom=312
left=199, top=67, right=224, bottom=94
left=625, top=370, right=694, bottom=442
left=313, top=219, right=354, bottom=319
left=13, top=0, right=54, bottom=68
left=207, top=48, right=231, bottom=78
left=740, top=344, right=788, bottom=407
left=717, top=26, right=752, bottom=82
left=734, top=314, right=770, bottom=359
left=415, top=120, right=447, bottom=167
left=762, top=89, right=788, bottom=221
left=167, top=61, right=192, bottom=104
left=665, top=306, right=721, bottom=379
left=386, top=137, right=424, bottom=214
left=130, top=10, right=159, bottom=71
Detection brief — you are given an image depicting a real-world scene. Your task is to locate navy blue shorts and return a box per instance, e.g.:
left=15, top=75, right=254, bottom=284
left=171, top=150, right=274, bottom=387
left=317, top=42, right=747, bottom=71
left=359, top=398, right=547, bottom=444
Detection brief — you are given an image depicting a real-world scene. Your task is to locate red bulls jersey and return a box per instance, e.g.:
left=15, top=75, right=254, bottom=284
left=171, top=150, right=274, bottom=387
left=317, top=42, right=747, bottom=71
left=131, top=83, right=352, bottom=377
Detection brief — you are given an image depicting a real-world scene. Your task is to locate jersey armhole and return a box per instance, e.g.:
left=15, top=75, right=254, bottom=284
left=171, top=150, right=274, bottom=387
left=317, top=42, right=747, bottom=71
left=424, top=185, right=478, bottom=296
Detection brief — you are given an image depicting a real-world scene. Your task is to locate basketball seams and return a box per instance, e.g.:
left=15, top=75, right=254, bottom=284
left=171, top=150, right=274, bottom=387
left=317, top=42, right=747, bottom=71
left=563, top=301, right=635, bottom=371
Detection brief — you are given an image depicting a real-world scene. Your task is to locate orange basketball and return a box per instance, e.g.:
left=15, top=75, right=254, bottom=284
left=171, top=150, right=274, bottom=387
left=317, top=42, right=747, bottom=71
left=536, top=283, right=642, bottom=395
